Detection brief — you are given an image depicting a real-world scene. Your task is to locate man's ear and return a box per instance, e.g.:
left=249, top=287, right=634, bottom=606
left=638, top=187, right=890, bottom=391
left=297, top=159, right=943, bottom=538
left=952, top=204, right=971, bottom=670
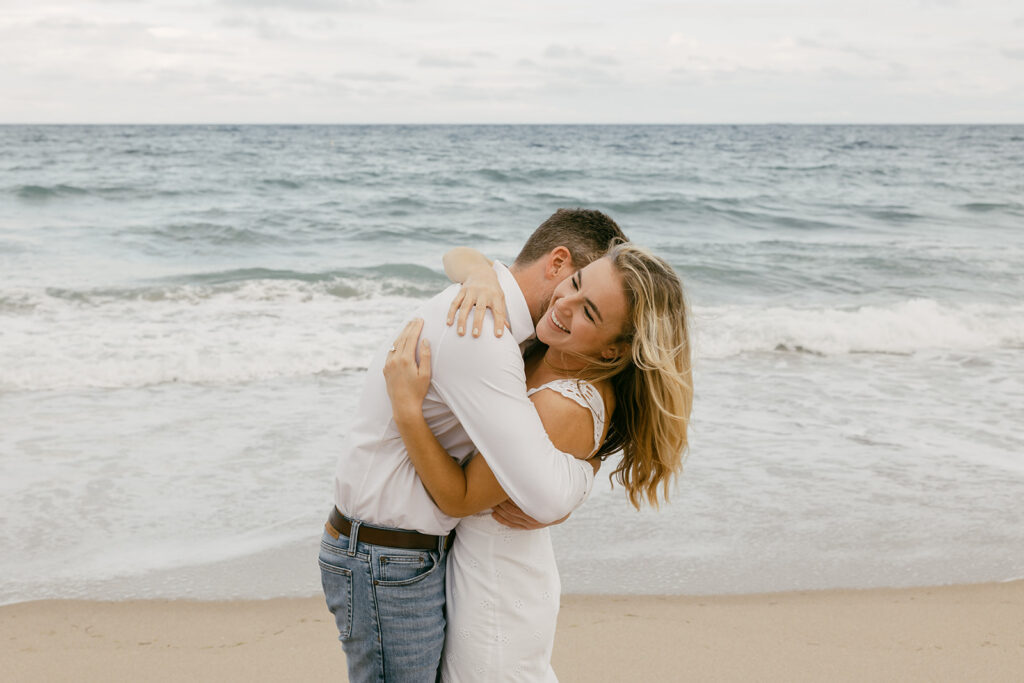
left=545, top=246, right=573, bottom=280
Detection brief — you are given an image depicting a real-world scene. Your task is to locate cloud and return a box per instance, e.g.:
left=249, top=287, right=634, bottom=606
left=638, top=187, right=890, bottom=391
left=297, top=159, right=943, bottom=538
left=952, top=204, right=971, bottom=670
left=22, top=14, right=232, bottom=55
left=431, top=82, right=524, bottom=102
left=417, top=56, right=474, bottom=68
left=3, top=0, right=1023, bottom=123
left=543, top=44, right=584, bottom=60
left=538, top=65, right=619, bottom=88
left=218, top=14, right=296, bottom=40
left=796, top=37, right=877, bottom=61
left=543, top=44, right=618, bottom=67
left=31, top=15, right=147, bottom=34
left=334, top=70, right=407, bottom=82
left=219, top=0, right=377, bottom=12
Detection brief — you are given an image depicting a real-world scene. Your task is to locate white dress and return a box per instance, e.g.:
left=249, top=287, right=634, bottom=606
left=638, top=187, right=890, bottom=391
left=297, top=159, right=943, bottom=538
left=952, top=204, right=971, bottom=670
left=441, top=379, right=606, bottom=683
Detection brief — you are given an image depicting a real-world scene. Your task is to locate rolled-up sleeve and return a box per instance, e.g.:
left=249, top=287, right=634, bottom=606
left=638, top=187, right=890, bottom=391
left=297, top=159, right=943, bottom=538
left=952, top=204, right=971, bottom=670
left=430, top=324, right=594, bottom=523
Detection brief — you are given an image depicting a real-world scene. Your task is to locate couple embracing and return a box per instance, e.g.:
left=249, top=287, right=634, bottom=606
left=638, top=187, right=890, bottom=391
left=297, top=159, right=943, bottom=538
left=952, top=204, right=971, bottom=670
left=320, top=209, right=693, bottom=682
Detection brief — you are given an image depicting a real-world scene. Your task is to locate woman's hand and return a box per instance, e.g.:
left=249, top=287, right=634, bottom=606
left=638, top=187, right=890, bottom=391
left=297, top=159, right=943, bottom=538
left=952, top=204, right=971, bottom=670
left=383, top=319, right=432, bottom=422
left=491, top=500, right=569, bottom=530
left=446, top=266, right=509, bottom=338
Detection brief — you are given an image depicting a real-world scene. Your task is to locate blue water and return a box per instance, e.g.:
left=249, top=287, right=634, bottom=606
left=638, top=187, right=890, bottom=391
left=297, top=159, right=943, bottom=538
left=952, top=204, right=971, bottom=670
left=2, top=125, right=1023, bottom=603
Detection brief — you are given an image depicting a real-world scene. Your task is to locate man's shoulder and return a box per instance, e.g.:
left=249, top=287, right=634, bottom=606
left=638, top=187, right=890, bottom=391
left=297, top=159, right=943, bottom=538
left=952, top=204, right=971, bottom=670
left=429, top=313, right=521, bottom=361
left=417, top=282, right=462, bottom=317
left=412, top=281, right=523, bottom=381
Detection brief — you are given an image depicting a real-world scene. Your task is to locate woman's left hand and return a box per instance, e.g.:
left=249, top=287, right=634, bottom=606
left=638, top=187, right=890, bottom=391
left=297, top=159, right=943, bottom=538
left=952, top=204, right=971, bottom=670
left=383, top=319, right=432, bottom=419
left=446, top=268, right=509, bottom=338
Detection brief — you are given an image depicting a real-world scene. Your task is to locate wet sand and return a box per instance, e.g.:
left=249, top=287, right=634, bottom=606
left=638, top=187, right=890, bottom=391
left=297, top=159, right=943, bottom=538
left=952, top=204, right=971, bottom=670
left=3, top=581, right=1022, bottom=682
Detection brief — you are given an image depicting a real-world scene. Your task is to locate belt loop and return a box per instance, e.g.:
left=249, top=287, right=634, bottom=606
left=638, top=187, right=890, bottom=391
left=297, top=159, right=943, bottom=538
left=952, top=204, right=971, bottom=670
left=347, top=520, right=361, bottom=557
left=437, top=532, right=447, bottom=555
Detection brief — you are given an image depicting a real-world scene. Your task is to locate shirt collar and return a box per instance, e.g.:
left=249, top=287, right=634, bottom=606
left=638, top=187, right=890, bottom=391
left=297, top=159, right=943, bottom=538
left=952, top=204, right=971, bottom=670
left=493, top=261, right=535, bottom=345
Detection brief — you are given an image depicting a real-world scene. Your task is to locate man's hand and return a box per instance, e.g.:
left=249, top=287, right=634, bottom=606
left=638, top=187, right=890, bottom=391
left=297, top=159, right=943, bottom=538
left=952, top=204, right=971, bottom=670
left=491, top=500, right=570, bottom=530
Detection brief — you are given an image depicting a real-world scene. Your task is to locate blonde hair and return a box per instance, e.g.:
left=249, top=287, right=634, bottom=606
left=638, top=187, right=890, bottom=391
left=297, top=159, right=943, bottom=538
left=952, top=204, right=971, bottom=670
left=574, top=242, right=693, bottom=509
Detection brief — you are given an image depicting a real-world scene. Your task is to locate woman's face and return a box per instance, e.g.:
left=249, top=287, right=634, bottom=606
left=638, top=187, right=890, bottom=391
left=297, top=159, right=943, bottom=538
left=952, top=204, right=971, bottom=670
left=535, top=256, right=630, bottom=363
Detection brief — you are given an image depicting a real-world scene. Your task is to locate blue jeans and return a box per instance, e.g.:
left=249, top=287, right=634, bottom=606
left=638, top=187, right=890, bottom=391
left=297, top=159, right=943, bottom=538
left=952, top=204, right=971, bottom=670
left=318, top=518, right=448, bottom=683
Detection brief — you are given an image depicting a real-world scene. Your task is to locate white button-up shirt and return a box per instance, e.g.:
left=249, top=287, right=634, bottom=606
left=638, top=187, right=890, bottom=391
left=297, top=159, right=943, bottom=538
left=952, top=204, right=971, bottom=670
left=333, top=262, right=595, bottom=534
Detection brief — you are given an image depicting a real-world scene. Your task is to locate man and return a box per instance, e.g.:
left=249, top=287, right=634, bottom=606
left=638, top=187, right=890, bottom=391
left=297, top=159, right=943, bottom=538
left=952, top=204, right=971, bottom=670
left=320, top=208, right=627, bottom=682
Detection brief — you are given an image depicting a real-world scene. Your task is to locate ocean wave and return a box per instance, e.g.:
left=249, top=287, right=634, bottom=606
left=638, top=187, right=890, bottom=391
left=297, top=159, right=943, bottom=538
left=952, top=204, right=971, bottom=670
left=12, top=182, right=233, bottom=202
left=2, top=292, right=1021, bottom=392
left=125, top=222, right=290, bottom=247
left=0, top=282, right=423, bottom=392
left=261, top=178, right=302, bottom=190
left=474, top=168, right=586, bottom=183
left=764, top=164, right=838, bottom=172
left=599, top=197, right=852, bottom=230
left=13, top=182, right=215, bottom=202
left=862, top=207, right=923, bottom=222
left=15, top=183, right=88, bottom=199
left=603, top=197, right=692, bottom=215
left=30, top=264, right=447, bottom=305
left=836, top=140, right=900, bottom=151
left=960, top=202, right=1023, bottom=213
left=694, top=299, right=1024, bottom=358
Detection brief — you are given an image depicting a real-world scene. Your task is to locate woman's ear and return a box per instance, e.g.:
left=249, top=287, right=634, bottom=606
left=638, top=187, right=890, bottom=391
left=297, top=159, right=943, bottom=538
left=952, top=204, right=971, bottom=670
left=601, top=342, right=629, bottom=361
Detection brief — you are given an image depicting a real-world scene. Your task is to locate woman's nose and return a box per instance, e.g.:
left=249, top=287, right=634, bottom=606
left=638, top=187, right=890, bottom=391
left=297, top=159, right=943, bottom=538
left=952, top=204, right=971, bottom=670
left=556, top=296, right=580, bottom=317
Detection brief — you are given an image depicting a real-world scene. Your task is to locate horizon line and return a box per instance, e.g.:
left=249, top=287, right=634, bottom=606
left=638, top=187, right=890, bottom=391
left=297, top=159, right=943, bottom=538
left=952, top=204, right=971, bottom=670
left=1, top=121, right=1023, bottom=127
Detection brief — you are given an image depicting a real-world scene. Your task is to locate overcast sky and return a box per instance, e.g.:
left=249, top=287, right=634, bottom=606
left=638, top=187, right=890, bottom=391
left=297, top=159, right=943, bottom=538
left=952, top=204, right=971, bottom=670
left=2, top=0, right=1022, bottom=123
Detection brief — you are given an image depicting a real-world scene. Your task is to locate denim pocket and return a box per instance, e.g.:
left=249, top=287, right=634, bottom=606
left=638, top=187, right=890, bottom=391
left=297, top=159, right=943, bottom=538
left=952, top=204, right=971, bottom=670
left=376, top=549, right=439, bottom=586
left=319, top=558, right=353, bottom=640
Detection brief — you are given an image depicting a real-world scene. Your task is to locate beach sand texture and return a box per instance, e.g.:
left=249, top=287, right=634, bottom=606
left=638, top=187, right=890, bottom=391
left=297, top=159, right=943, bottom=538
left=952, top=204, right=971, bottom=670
left=3, top=581, right=1022, bottom=682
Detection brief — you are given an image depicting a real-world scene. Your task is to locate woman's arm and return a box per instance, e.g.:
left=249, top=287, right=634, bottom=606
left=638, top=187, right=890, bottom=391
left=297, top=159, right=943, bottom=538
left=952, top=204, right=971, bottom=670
left=443, top=247, right=508, bottom=338
left=443, top=246, right=493, bottom=283
left=384, top=319, right=597, bottom=518
left=384, top=319, right=507, bottom=517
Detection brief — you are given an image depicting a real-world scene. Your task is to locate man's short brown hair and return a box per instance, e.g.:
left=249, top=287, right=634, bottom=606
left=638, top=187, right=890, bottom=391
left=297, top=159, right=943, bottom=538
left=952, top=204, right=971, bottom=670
left=514, top=209, right=627, bottom=269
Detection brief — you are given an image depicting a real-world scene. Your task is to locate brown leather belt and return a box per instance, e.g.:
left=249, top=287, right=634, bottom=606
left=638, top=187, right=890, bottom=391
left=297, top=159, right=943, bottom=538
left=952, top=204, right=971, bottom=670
left=326, top=507, right=454, bottom=551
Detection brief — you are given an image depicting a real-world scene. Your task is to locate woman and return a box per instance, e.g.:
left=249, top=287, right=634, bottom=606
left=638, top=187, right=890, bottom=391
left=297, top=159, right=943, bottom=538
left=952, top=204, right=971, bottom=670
left=383, top=242, right=692, bottom=682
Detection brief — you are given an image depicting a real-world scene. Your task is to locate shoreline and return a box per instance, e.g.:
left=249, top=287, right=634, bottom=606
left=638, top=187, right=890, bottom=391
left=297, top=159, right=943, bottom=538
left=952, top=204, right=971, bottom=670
left=4, top=581, right=1022, bottom=682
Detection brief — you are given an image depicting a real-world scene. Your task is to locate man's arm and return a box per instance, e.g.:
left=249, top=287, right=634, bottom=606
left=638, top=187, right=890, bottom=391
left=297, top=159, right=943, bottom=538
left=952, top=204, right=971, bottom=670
left=430, top=325, right=595, bottom=524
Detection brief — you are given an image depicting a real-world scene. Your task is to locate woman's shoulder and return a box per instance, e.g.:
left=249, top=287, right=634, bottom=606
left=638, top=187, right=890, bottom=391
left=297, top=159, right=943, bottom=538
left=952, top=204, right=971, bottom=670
left=528, top=384, right=594, bottom=415
left=528, top=376, right=597, bottom=398
left=528, top=387, right=599, bottom=459
left=593, top=379, right=615, bottom=417
left=531, top=377, right=611, bottom=413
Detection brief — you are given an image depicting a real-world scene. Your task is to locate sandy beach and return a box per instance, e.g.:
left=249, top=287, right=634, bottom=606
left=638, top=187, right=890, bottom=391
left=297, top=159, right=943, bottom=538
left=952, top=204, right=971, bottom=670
left=3, top=580, right=1021, bottom=682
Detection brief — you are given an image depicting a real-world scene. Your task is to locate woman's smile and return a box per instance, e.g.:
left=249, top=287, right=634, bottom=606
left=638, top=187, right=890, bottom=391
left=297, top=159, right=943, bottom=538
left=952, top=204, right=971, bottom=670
left=550, top=308, right=571, bottom=333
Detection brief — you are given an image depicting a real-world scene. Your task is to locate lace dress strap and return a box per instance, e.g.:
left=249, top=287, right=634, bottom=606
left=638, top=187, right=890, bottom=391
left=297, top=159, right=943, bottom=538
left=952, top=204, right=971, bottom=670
left=526, top=378, right=606, bottom=457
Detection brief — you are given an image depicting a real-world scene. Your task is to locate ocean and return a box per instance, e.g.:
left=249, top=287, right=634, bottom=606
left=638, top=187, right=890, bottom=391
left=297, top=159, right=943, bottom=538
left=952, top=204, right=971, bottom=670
left=1, top=124, right=1022, bottom=605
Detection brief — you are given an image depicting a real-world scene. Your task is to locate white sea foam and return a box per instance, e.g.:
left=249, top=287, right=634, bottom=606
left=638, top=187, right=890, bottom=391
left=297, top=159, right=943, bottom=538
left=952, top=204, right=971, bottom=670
left=2, top=286, right=1022, bottom=392
left=693, top=298, right=1024, bottom=359
left=0, top=279, right=424, bottom=391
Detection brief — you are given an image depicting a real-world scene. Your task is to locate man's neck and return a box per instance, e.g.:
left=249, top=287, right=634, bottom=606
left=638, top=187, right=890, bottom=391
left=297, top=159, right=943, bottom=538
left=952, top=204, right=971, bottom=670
left=509, top=261, right=546, bottom=326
